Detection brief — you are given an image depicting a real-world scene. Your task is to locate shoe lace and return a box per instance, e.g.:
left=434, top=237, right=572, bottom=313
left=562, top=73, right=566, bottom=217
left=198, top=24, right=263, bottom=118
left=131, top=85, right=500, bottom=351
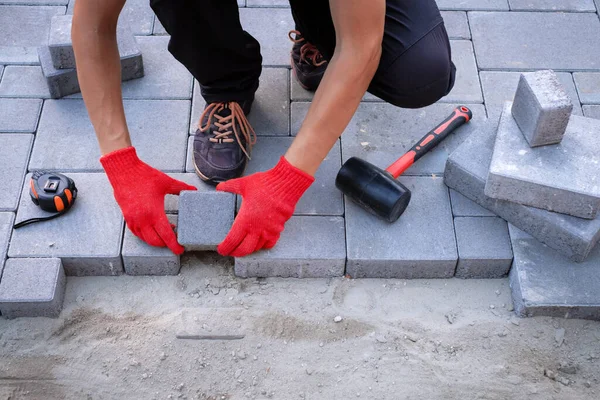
left=288, top=30, right=327, bottom=67
left=199, top=102, right=257, bottom=159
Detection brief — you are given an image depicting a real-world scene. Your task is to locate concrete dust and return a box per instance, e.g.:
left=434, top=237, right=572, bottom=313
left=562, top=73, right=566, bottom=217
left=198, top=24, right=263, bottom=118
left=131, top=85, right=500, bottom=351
left=0, top=252, right=599, bottom=400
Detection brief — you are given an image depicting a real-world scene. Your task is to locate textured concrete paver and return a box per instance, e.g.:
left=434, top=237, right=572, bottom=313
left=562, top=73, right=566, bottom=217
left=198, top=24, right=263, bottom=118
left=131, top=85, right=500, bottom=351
left=239, top=8, right=293, bottom=66
left=9, top=173, right=125, bottom=276
left=346, top=177, right=457, bottom=279
left=0, top=213, right=14, bottom=278
left=442, top=41, right=483, bottom=103
left=0, top=98, right=42, bottom=133
left=235, top=216, right=346, bottom=278
left=0, top=134, right=33, bottom=212
left=441, top=11, right=470, bottom=39
left=436, top=0, right=509, bottom=10
left=508, top=0, right=596, bottom=11
left=68, top=0, right=153, bottom=35
left=0, top=66, right=51, bottom=98
left=573, top=72, right=600, bottom=104
left=164, top=173, right=212, bottom=213
left=583, top=105, right=600, bottom=119
left=38, top=46, right=79, bottom=99
left=450, top=189, right=495, bottom=217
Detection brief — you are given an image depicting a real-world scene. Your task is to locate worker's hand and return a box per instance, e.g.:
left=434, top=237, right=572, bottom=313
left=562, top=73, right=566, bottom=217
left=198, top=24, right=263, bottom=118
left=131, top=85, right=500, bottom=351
left=216, top=157, right=314, bottom=257
left=100, top=147, right=197, bottom=255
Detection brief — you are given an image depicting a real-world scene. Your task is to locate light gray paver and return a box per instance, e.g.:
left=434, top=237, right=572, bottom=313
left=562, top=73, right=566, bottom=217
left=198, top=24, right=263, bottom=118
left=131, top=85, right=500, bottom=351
left=441, top=11, right=470, bottom=40
left=239, top=8, right=293, bottom=66
left=38, top=46, right=79, bottom=99
left=486, top=103, right=600, bottom=219
left=0, top=213, right=14, bottom=278
left=0, top=258, right=66, bottom=319
left=450, top=189, right=495, bottom=217
left=29, top=99, right=189, bottom=172
left=573, top=73, right=600, bottom=104
left=0, top=98, right=42, bottom=133
left=469, top=12, right=600, bottom=70
left=234, top=216, right=346, bottom=278
left=436, top=0, right=509, bottom=10
left=0, top=134, right=33, bottom=212
left=9, top=173, right=125, bottom=276
left=164, top=173, right=213, bottom=213
left=508, top=0, right=596, bottom=11
left=454, top=217, right=513, bottom=278
left=509, top=225, right=600, bottom=321
left=346, top=177, right=457, bottom=279
left=442, top=40, right=483, bottom=104
left=177, top=191, right=235, bottom=251
left=68, top=0, right=153, bottom=36
left=0, top=65, right=51, bottom=98
left=583, top=105, right=600, bottom=119
left=444, top=119, right=600, bottom=262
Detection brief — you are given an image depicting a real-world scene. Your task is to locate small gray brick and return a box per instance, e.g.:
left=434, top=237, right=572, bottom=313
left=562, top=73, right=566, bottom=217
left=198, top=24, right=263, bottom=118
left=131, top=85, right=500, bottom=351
left=68, top=0, right=154, bottom=36
left=9, top=173, right=125, bottom=276
left=486, top=102, right=600, bottom=219
left=441, top=11, right=470, bottom=39
left=177, top=191, right=235, bottom=251
left=444, top=119, right=600, bottom=262
left=583, top=105, right=600, bottom=119
left=234, top=216, right=346, bottom=278
left=450, top=189, right=495, bottom=217
left=38, top=46, right=79, bottom=99
left=0, top=66, right=51, bottom=98
left=0, top=213, right=14, bottom=278
left=0, top=98, right=42, bottom=133
left=239, top=8, right=293, bottom=66
left=441, top=41, right=482, bottom=103
left=573, top=72, right=600, bottom=104
left=436, top=0, right=509, bottom=10
left=509, top=224, right=600, bottom=320
left=508, top=0, right=596, bottom=11
left=511, top=71, right=573, bottom=147
left=0, top=134, right=33, bottom=211
left=454, top=217, right=513, bottom=278
left=0, top=258, right=65, bottom=319
left=164, top=173, right=213, bottom=213
left=346, top=177, right=457, bottom=279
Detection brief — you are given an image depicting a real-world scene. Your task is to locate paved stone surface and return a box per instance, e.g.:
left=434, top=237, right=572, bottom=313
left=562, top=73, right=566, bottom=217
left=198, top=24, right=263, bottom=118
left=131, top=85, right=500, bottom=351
left=0, top=213, right=14, bottom=278
left=9, top=173, right=125, bottom=276
left=436, top=0, right=509, bottom=10
left=0, top=66, right=51, bottom=98
left=442, top=11, right=470, bottom=39
left=486, top=102, right=600, bottom=219
left=509, top=224, right=600, bottom=320
left=442, top=41, right=483, bottom=103
left=346, top=176, right=457, bottom=279
left=0, top=134, right=33, bottom=212
left=508, top=0, right=596, bottom=11
left=454, top=217, right=513, bottom=278
left=68, top=0, right=153, bottom=36
left=164, top=173, right=213, bottom=214
left=573, top=72, right=600, bottom=104
left=239, top=8, right=293, bottom=66
left=0, top=5, right=65, bottom=65
left=30, top=99, right=189, bottom=172
left=450, top=189, right=495, bottom=217
left=177, top=191, right=235, bottom=251
left=583, top=105, right=600, bottom=119
left=185, top=136, right=195, bottom=173
left=38, top=46, right=79, bottom=99
left=0, top=98, right=42, bottom=133
left=235, top=216, right=346, bottom=278
left=444, top=119, right=600, bottom=262
left=0, top=258, right=66, bottom=319
left=469, top=12, right=600, bottom=70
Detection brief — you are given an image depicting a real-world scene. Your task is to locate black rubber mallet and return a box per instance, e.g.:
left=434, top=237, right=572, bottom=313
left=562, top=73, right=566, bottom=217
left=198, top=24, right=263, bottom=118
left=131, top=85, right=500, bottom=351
left=336, top=106, right=473, bottom=222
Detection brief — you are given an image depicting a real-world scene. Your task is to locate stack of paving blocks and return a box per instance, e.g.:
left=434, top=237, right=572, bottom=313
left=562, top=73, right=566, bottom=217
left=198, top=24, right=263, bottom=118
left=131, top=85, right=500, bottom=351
left=39, top=15, right=144, bottom=99
left=445, top=70, right=600, bottom=319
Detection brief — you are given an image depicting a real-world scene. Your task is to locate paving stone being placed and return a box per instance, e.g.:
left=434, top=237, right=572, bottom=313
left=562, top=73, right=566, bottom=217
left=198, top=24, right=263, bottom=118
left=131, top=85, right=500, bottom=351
left=177, top=191, right=235, bottom=251
left=38, top=46, right=79, bottom=99
left=444, top=119, right=600, bottom=262
left=29, top=99, right=189, bottom=172
left=511, top=71, right=573, bottom=147
left=573, top=72, right=600, bottom=105
left=583, top=105, right=600, bottom=119
left=0, top=98, right=42, bottom=133
left=0, top=66, right=51, bottom=98
left=9, top=173, right=125, bottom=276
left=508, top=0, right=596, bottom=11
left=164, top=173, right=213, bottom=213
left=0, top=134, right=33, bottom=212
left=235, top=216, right=346, bottom=278
left=509, top=224, right=600, bottom=321
left=441, top=11, right=470, bottom=40
left=0, top=213, right=14, bottom=278
left=346, top=177, right=457, bottom=279
left=436, top=0, right=509, bottom=10
left=239, top=8, right=293, bottom=66
left=485, top=102, right=600, bottom=219
left=454, top=217, right=513, bottom=278
left=0, top=258, right=66, bottom=319
left=449, top=189, right=495, bottom=217
left=68, top=0, right=154, bottom=35
left=469, top=12, right=600, bottom=71
left=441, top=41, right=483, bottom=104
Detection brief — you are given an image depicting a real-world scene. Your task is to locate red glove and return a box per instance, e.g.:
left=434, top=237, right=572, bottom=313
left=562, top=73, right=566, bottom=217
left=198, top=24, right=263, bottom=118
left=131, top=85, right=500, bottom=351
left=216, top=156, right=314, bottom=257
left=100, top=147, right=197, bottom=255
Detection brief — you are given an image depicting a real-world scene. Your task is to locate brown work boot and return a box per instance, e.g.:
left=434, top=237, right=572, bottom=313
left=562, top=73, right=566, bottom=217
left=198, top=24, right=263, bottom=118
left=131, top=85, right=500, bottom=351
left=289, top=30, right=328, bottom=91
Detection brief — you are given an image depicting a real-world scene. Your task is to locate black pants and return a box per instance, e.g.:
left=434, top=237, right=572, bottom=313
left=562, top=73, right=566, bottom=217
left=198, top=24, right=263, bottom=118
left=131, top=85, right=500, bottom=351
left=151, top=0, right=456, bottom=109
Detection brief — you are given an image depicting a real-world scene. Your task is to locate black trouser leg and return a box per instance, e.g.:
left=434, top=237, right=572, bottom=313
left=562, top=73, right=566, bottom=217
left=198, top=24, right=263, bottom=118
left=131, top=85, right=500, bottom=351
left=150, top=0, right=262, bottom=103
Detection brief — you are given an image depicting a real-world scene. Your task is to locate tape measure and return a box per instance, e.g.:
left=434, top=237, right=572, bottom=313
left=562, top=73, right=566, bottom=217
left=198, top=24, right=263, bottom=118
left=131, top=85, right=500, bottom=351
left=13, top=172, right=78, bottom=229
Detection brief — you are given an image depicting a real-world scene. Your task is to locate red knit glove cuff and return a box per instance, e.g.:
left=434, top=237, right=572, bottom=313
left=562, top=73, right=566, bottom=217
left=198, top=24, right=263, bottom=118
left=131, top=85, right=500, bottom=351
left=100, top=146, right=142, bottom=172
left=265, top=157, right=315, bottom=203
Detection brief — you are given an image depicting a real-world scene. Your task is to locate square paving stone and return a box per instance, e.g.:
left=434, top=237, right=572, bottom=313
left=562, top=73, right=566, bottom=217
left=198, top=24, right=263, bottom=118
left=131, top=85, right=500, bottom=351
left=441, top=41, right=482, bottom=103
left=239, top=8, right=293, bottom=66
left=38, top=46, right=80, bottom=99
left=486, top=102, right=600, bottom=220
left=346, top=176, right=457, bottom=279
left=234, top=216, right=346, bottom=278
left=0, top=6, right=65, bottom=65
left=0, top=66, right=51, bottom=98
left=0, top=134, right=33, bottom=211
left=573, top=73, right=600, bottom=104
left=164, top=173, right=214, bottom=213
left=509, top=224, right=600, bottom=321
left=9, top=173, right=125, bottom=276
left=0, top=213, right=14, bottom=278
left=454, top=217, right=513, bottom=278
left=0, top=98, right=42, bottom=133
left=508, top=0, right=596, bottom=11
left=29, top=99, right=189, bottom=172
left=583, top=105, right=600, bottom=119
left=444, top=118, right=600, bottom=262
left=450, top=189, right=495, bottom=217
left=338, top=102, right=486, bottom=176
left=441, top=11, right=470, bottom=39
left=469, top=12, right=600, bottom=70
left=436, top=0, right=509, bottom=10
left=68, top=0, right=153, bottom=35
left=0, top=258, right=66, bottom=319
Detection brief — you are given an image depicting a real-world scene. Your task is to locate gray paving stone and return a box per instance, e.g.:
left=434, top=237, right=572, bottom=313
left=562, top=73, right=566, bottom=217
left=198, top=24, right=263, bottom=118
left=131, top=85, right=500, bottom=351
left=509, top=224, right=600, bottom=320
left=0, top=6, right=65, bottom=65
left=454, top=217, right=513, bottom=278
left=444, top=118, right=600, bottom=262
left=442, top=40, right=483, bottom=103
left=436, top=0, right=509, bottom=10
left=441, top=11, right=470, bottom=39
left=122, top=215, right=180, bottom=276
left=164, top=173, right=213, bottom=213
left=469, top=12, right=600, bottom=70
left=508, top=0, right=596, bottom=11
left=0, top=258, right=65, bottom=319
left=450, top=189, right=495, bottom=217
left=0, top=65, right=51, bottom=98
left=0, top=134, right=33, bottom=212
left=337, top=102, right=486, bottom=176
left=346, top=177, right=457, bottom=279
left=68, top=0, right=153, bottom=36
left=239, top=8, right=293, bottom=66
left=29, top=99, right=189, bottom=172
left=177, top=191, right=235, bottom=251
left=573, top=73, right=600, bottom=105
left=38, top=46, right=79, bottom=99
left=0, top=98, right=42, bottom=133
left=486, top=102, right=600, bottom=219
left=234, top=216, right=346, bottom=278
left=9, top=173, right=125, bottom=276
left=480, top=71, right=582, bottom=120
left=583, top=105, right=600, bottom=119
left=0, top=213, right=14, bottom=278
